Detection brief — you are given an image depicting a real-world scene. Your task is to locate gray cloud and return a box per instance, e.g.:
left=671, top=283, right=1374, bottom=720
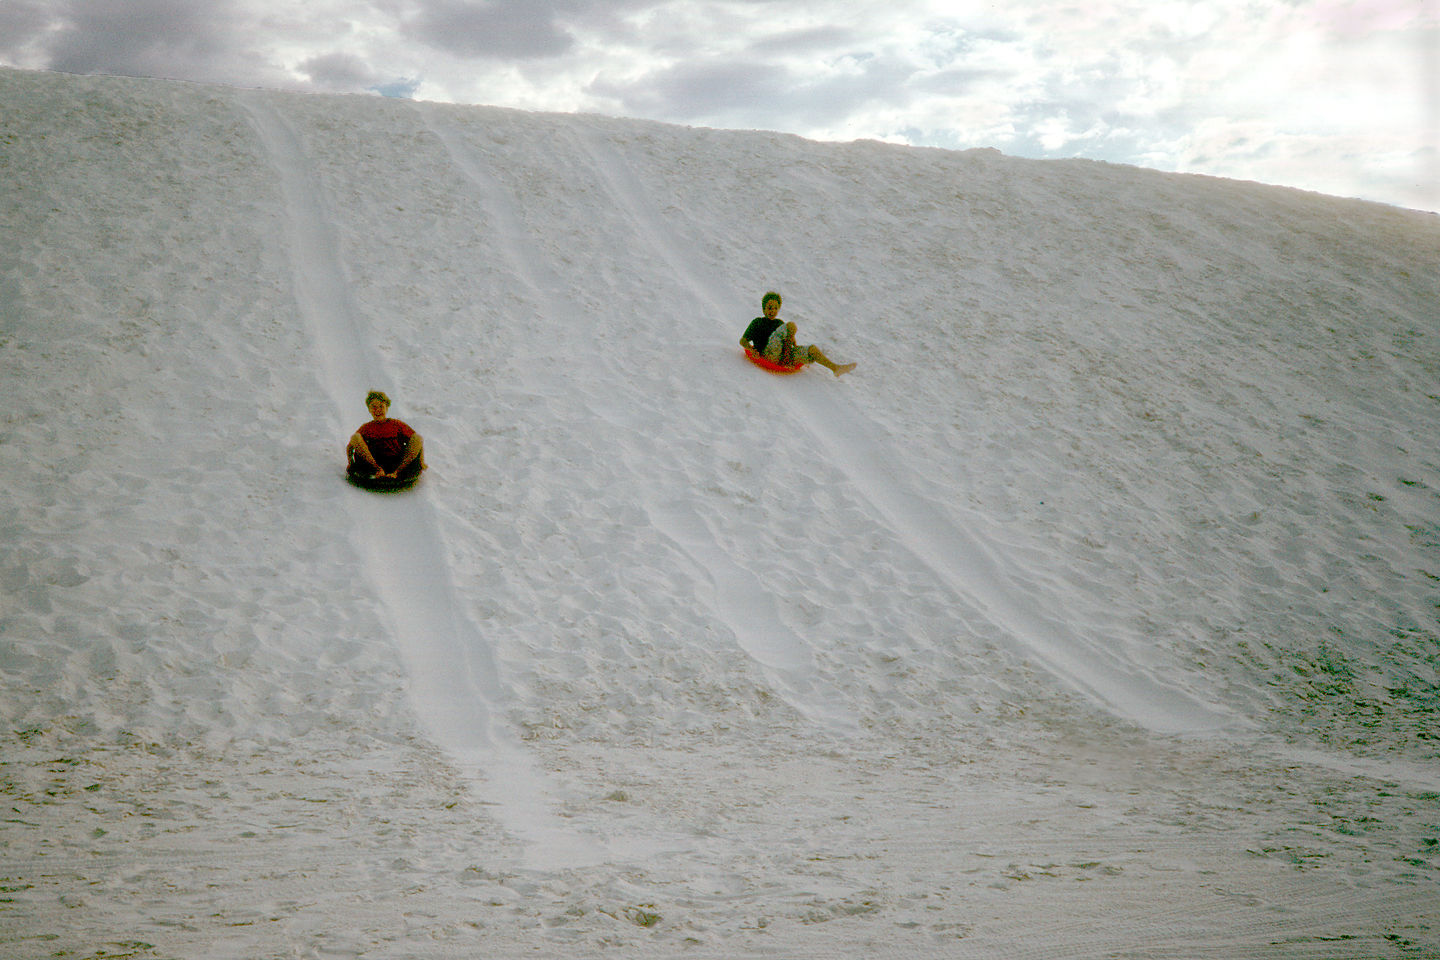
left=749, top=24, right=858, bottom=56
left=589, top=35, right=920, bottom=131
left=911, top=64, right=1010, bottom=97
left=0, top=0, right=58, bottom=66
left=297, top=51, right=420, bottom=98
left=589, top=59, right=779, bottom=121
left=298, top=52, right=378, bottom=91
left=402, top=0, right=574, bottom=59
left=41, top=0, right=251, bottom=83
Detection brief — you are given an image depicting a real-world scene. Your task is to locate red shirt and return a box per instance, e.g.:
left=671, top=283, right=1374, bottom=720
left=357, top=418, right=415, bottom=469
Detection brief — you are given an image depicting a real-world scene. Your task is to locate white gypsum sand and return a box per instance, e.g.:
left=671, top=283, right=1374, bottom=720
left=1, top=67, right=1438, bottom=959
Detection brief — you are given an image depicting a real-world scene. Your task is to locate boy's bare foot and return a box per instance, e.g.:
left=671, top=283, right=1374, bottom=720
left=834, top=362, right=857, bottom=376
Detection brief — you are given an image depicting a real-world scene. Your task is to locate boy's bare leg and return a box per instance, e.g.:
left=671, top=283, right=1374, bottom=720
left=348, top=437, right=381, bottom=474
left=806, top=346, right=857, bottom=376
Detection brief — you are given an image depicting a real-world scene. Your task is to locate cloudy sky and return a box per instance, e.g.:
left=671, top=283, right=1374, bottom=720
left=3, top=0, right=1436, bottom=212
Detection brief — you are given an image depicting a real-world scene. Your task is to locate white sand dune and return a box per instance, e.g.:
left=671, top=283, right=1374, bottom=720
left=2, top=67, right=1438, bottom=958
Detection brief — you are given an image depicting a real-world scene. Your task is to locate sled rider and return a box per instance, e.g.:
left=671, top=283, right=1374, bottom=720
left=740, top=291, right=856, bottom=376
left=347, top=390, right=425, bottom=481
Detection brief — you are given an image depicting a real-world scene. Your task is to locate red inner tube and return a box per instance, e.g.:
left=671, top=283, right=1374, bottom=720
left=744, top=346, right=804, bottom=373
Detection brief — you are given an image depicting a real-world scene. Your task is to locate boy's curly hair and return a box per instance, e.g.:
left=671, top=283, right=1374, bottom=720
left=761, top=291, right=782, bottom=310
left=365, top=390, right=391, bottom=407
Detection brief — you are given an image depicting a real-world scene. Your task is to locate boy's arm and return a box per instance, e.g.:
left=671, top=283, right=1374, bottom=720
left=394, top=434, right=424, bottom=474
left=349, top=432, right=380, bottom=470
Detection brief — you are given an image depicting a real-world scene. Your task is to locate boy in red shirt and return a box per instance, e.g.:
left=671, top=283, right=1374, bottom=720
left=347, top=391, right=425, bottom=481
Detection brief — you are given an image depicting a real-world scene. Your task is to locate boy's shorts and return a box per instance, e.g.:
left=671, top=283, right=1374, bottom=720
left=763, top=331, right=812, bottom=365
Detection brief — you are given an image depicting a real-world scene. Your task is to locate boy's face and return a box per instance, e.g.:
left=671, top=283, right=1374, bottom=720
left=763, top=299, right=780, bottom=319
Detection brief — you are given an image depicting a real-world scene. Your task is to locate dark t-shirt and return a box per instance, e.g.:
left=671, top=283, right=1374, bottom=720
left=742, top=316, right=783, bottom=352
left=357, top=418, right=415, bottom=469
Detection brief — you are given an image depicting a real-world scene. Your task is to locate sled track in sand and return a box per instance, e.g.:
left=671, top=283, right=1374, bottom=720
left=564, top=123, right=865, bottom=737
left=792, top=383, right=1242, bottom=736
left=559, top=122, right=1239, bottom=739
left=424, top=113, right=863, bottom=738
left=240, top=93, right=597, bottom=869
